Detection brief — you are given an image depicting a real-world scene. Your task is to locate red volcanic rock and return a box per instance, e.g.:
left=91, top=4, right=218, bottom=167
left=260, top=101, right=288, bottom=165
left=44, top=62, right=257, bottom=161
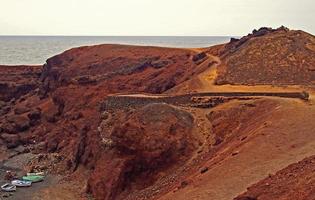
left=0, top=65, right=41, bottom=101
left=41, top=98, right=62, bottom=123
left=27, top=108, right=42, bottom=125
left=14, top=105, right=31, bottom=115
left=112, top=104, right=194, bottom=161
left=0, top=133, right=20, bottom=148
left=88, top=104, right=195, bottom=200
left=2, top=115, right=31, bottom=133
left=87, top=154, right=133, bottom=200
left=39, top=44, right=199, bottom=95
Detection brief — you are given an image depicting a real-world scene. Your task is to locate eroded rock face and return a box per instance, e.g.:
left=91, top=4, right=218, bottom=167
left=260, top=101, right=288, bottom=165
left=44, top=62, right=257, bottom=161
left=0, top=133, right=20, bottom=148
left=88, top=104, right=196, bottom=200
left=0, top=65, right=41, bottom=102
left=39, top=44, right=198, bottom=95
left=1, top=115, right=30, bottom=134
left=112, top=104, right=194, bottom=159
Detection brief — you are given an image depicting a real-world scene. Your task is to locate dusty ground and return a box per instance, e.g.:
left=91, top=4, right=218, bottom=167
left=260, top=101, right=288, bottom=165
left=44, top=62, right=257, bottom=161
left=235, top=155, right=315, bottom=200
left=158, top=98, right=315, bottom=200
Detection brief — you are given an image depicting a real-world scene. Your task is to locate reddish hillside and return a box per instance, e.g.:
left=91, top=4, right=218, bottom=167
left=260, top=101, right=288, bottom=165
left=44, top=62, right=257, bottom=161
left=1, top=28, right=315, bottom=200
left=216, top=27, right=315, bottom=86
left=0, top=44, right=208, bottom=199
left=40, top=44, right=204, bottom=95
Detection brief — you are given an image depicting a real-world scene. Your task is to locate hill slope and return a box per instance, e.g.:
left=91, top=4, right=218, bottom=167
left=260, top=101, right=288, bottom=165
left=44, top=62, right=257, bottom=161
left=216, top=27, right=315, bottom=86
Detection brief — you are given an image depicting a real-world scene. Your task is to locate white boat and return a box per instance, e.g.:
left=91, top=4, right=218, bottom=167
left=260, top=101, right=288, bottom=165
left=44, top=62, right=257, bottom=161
left=1, top=183, right=16, bottom=192
left=11, top=180, right=32, bottom=187
left=26, top=172, right=45, bottom=176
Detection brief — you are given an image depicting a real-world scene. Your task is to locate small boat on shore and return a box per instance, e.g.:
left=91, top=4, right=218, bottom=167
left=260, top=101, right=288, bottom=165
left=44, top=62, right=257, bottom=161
left=26, top=172, right=45, bottom=176
left=11, top=180, right=32, bottom=187
left=22, top=175, right=44, bottom=183
left=1, top=183, right=16, bottom=192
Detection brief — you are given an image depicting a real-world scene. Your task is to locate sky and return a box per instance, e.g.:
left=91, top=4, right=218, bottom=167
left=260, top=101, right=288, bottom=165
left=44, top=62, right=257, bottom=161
left=0, top=0, right=314, bottom=36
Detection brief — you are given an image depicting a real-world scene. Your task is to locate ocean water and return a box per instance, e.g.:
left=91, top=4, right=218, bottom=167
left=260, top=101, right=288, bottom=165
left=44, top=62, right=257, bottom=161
left=0, top=36, right=232, bottom=65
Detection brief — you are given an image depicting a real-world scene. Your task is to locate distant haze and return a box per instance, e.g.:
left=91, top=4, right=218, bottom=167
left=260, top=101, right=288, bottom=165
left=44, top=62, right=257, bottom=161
left=0, top=0, right=314, bottom=36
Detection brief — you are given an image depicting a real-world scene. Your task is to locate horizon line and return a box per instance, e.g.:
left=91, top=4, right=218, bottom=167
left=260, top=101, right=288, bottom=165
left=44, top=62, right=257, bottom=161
left=0, top=35, right=237, bottom=37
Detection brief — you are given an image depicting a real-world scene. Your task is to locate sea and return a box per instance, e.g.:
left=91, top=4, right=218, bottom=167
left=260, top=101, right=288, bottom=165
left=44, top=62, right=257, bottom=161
left=0, top=36, right=232, bottom=65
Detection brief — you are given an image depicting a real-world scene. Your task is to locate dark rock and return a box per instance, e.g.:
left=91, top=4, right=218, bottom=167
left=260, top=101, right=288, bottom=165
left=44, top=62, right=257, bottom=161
left=0, top=100, right=6, bottom=108
left=75, top=75, right=97, bottom=85
left=244, top=103, right=256, bottom=107
left=46, top=139, right=58, bottom=153
left=0, top=133, right=20, bottom=148
left=252, top=27, right=274, bottom=37
left=0, top=106, right=11, bottom=116
left=13, top=145, right=30, bottom=154
left=101, top=111, right=110, bottom=120
left=70, top=112, right=83, bottom=120
left=213, top=137, right=223, bottom=146
left=28, top=109, right=42, bottom=125
left=45, top=115, right=57, bottom=123
left=180, top=180, right=189, bottom=188
left=151, top=60, right=170, bottom=68
left=200, top=167, right=209, bottom=174
left=230, top=38, right=239, bottom=43
left=192, top=52, right=207, bottom=63
left=6, top=115, right=30, bottom=132
left=67, top=125, right=88, bottom=171
left=0, top=122, right=16, bottom=134
left=14, top=106, right=31, bottom=114
left=0, top=82, right=37, bottom=102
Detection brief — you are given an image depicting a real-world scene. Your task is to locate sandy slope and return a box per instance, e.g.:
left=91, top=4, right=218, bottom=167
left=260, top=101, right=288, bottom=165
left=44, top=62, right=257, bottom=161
left=159, top=98, right=315, bottom=200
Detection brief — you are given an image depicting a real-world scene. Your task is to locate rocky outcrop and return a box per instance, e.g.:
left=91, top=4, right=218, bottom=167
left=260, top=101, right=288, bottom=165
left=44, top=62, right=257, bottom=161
left=0, top=115, right=30, bottom=135
left=0, top=133, right=20, bottom=148
left=88, top=103, right=196, bottom=200
left=0, top=65, right=41, bottom=101
left=192, top=52, right=208, bottom=64
left=216, top=27, right=315, bottom=85
left=222, top=26, right=289, bottom=55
